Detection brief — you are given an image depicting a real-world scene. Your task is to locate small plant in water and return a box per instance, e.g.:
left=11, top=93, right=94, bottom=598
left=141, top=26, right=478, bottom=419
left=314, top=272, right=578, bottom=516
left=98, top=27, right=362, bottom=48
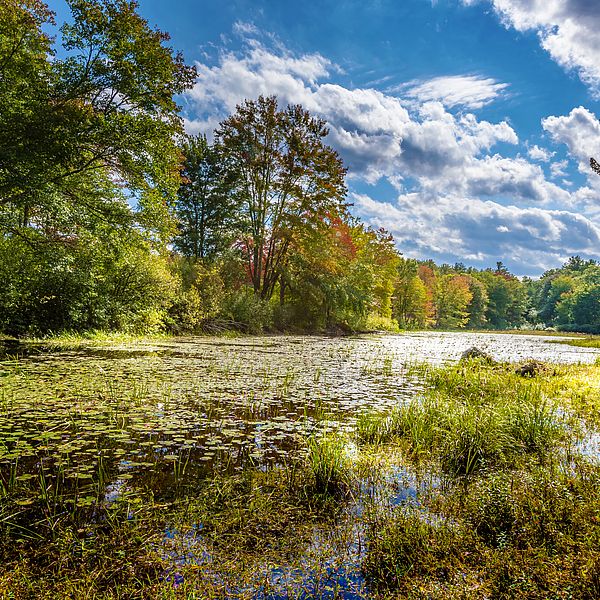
left=307, top=434, right=351, bottom=496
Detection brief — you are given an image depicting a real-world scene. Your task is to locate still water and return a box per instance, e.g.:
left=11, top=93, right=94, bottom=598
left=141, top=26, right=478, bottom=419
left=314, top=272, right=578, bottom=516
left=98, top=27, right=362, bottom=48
left=0, top=332, right=597, bottom=596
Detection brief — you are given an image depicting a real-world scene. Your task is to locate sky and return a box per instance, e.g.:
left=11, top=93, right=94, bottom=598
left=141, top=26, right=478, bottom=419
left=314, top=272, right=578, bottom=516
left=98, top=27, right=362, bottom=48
left=49, top=0, right=600, bottom=276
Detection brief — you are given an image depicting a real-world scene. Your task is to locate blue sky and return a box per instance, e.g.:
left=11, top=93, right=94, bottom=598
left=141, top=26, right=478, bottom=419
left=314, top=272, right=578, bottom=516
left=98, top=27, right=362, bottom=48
left=50, top=0, right=600, bottom=276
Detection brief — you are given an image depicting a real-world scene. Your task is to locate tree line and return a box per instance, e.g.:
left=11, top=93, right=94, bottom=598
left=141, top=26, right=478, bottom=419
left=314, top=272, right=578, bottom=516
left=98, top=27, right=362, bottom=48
left=394, top=258, right=599, bottom=333
left=1, top=1, right=598, bottom=336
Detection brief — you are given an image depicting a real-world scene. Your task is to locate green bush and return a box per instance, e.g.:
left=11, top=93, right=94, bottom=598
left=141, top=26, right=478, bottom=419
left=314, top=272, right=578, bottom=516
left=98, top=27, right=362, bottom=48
left=221, top=287, right=274, bottom=333
left=0, top=233, right=175, bottom=335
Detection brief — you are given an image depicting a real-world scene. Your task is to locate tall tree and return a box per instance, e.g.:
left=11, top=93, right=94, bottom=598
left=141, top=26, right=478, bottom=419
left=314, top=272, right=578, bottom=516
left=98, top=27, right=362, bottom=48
left=466, top=276, right=488, bottom=328
left=1, top=0, right=196, bottom=243
left=435, top=274, right=473, bottom=329
left=215, top=95, right=347, bottom=300
left=175, top=135, right=239, bottom=259
left=393, top=258, right=429, bottom=329
left=0, top=0, right=196, bottom=335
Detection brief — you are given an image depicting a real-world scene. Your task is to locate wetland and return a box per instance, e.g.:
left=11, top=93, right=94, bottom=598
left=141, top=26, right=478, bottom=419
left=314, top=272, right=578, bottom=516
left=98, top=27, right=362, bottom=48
left=1, top=332, right=600, bottom=598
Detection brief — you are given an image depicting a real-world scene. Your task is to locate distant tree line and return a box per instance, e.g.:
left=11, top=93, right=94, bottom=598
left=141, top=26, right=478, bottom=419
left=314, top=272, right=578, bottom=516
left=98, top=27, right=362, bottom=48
left=393, top=257, right=600, bottom=334
left=0, top=1, right=598, bottom=336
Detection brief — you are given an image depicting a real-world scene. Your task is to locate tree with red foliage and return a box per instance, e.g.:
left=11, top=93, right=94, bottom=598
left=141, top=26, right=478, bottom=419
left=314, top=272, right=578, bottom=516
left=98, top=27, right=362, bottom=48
left=215, top=95, right=347, bottom=300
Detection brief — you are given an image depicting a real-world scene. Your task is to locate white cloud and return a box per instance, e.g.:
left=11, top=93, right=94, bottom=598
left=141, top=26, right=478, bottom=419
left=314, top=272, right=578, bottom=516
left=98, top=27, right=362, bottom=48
left=542, top=106, right=600, bottom=171
left=186, top=40, right=527, bottom=191
left=183, top=31, right=599, bottom=273
left=399, top=75, right=509, bottom=109
left=233, top=21, right=260, bottom=36
left=550, top=159, right=569, bottom=178
left=527, top=144, right=555, bottom=162
left=465, top=0, right=600, bottom=96
left=354, top=191, right=600, bottom=274
left=470, top=156, right=571, bottom=203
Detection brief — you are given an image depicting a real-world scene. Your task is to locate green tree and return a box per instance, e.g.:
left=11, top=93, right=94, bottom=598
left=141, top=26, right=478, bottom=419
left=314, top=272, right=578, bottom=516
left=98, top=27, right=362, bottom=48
left=175, top=135, right=239, bottom=259
left=1, top=0, right=196, bottom=242
left=435, top=274, right=473, bottom=329
left=394, top=259, right=429, bottom=329
left=466, top=276, right=488, bottom=329
left=0, top=229, right=175, bottom=335
left=475, top=270, right=526, bottom=329
left=540, top=275, right=576, bottom=325
left=0, top=0, right=195, bottom=335
left=215, top=95, right=347, bottom=300
left=571, top=286, right=600, bottom=331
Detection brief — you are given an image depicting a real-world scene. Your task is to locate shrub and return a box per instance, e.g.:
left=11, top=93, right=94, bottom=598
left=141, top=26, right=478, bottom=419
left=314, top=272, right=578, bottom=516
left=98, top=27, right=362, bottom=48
left=221, top=287, right=274, bottom=333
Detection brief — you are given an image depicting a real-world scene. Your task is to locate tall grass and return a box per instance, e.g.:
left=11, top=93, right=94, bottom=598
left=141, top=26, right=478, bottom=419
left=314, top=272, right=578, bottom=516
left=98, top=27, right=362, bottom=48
left=357, top=362, right=566, bottom=476
left=306, top=434, right=351, bottom=496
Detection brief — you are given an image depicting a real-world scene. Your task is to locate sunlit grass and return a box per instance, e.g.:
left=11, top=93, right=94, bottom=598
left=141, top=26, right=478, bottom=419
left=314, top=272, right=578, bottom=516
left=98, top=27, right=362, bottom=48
left=1, top=335, right=599, bottom=598
left=557, top=336, right=600, bottom=349
left=358, top=361, right=570, bottom=476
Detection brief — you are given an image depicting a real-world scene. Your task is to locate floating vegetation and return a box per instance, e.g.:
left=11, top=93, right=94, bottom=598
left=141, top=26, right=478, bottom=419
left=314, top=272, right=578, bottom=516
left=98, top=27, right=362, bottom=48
left=0, top=333, right=599, bottom=597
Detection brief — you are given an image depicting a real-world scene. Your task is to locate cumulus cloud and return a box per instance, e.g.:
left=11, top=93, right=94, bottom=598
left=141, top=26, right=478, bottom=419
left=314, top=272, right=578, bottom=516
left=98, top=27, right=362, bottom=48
left=183, top=30, right=599, bottom=272
left=542, top=106, right=600, bottom=170
left=185, top=37, right=556, bottom=203
left=464, top=0, right=600, bottom=96
left=527, top=144, right=555, bottom=162
left=354, top=192, right=600, bottom=274
left=399, top=75, right=509, bottom=109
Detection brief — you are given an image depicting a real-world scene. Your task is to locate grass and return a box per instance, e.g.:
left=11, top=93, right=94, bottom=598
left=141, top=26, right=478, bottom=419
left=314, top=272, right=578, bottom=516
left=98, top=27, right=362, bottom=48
left=307, top=434, right=352, bottom=496
left=556, top=336, right=600, bottom=349
left=1, top=336, right=600, bottom=598
left=357, top=361, right=568, bottom=476
left=356, top=358, right=600, bottom=598
left=364, top=460, right=600, bottom=598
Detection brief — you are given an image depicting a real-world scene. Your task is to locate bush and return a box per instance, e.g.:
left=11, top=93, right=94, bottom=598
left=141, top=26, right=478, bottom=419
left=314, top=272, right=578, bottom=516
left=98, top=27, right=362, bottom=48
left=0, top=233, right=175, bottom=335
left=221, top=287, right=274, bottom=333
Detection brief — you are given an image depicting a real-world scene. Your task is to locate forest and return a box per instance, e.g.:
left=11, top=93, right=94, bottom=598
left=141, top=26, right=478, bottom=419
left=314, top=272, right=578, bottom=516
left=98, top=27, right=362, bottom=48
left=1, top=0, right=599, bottom=338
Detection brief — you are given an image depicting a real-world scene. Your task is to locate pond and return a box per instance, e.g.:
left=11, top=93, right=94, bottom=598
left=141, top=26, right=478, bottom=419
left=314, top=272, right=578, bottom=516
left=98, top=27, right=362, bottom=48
left=1, top=332, right=598, bottom=596
left=1, top=332, right=597, bottom=498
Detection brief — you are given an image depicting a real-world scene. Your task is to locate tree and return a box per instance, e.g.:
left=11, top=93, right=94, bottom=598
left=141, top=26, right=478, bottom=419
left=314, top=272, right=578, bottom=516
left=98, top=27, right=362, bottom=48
left=435, top=274, right=473, bottom=329
left=476, top=269, right=527, bottom=329
left=466, top=276, right=488, bottom=328
left=417, top=264, right=437, bottom=325
left=174, top=135, right=239, bottom=259
left=571, top=286, right=600, bottom=331
left=539, top=275, right=576, bottom=325
left=215, top=95, right=347, bottom=300
left=0, top=227, right=176, bottom=335
left=0, top=0, right=196, bottom=335
left=394, top=259, right=429, bottom=329
left=284, top=216, right=399, bottom=331
left=1, top=0, right=196, bottom=243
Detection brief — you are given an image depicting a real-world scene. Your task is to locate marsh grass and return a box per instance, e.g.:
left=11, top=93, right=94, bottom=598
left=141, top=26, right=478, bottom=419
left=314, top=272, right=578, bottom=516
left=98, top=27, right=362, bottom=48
left=363, top=506, right=465, bottom=590
left=361, top=455, right=600, bottom=598
left=358, top=361, right=568, bottom=476
left=307, top=434, right=352, bottom=497
left=552, top=336, right=600, bottom=349
left=357, top=359, right=600, bottom=598
left=1, top=337, right=600, bottom=598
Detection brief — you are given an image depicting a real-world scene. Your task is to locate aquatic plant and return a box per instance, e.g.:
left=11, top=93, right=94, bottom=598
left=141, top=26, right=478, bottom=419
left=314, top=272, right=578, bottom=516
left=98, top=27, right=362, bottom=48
left=307, top=434, right=351, bottom=496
